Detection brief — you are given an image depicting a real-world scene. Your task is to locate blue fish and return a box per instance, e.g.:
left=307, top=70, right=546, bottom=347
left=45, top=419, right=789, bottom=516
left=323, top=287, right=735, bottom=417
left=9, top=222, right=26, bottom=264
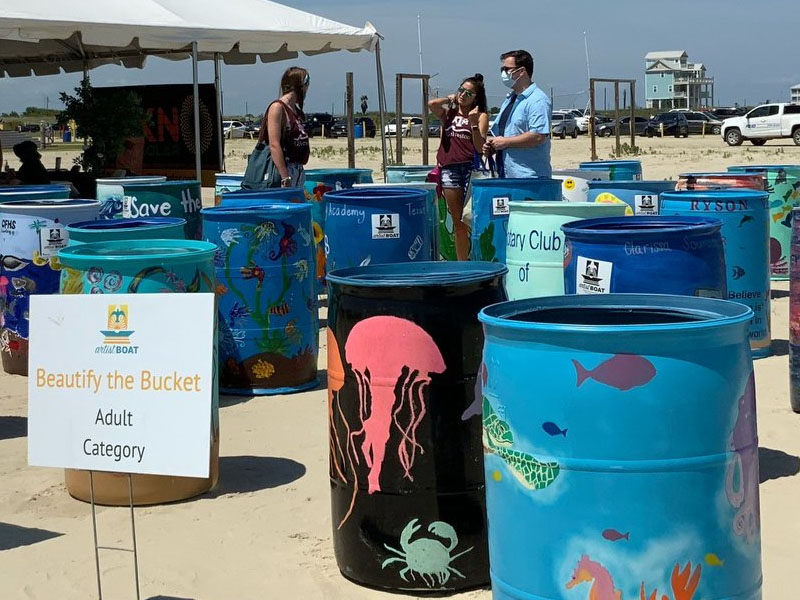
left=542, top=421, right=567, bottom=437
left=738, top=215, right=754, bottom=227
left=732, top=266, right=746, bottom=280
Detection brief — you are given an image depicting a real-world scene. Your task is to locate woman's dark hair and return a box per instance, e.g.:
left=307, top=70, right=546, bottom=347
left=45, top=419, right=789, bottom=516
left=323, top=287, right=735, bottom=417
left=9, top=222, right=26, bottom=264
left=500, top=50, right=534, bottom=77
left=461, top=73, right=487, bottom=113
left=280, top=66, right=309, bottom=111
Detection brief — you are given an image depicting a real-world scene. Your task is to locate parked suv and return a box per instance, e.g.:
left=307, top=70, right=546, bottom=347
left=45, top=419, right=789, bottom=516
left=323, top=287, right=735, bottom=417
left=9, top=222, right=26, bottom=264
left=595, top=116, right=648, bottom=137
left=644, top=112, right=689, bottom=137
left=709, top=107, right=747, bottom=121
left=303, top=113, right=335, bottom=137
left=683, top=111, right=723, bottom=135
left=551, top=113, right=579, bottom=139
left=722, top=103, right=800, bottom=146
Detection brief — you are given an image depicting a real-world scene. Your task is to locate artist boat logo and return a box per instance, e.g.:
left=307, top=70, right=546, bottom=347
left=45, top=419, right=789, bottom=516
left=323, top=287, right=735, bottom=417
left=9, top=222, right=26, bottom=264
left=97, top=304, right=139, bottom=354
left=634, top=194, right=660, bottom=216
left=492, top=196, right=510, bottom=216
left=372, top=213, right=400, bottom=239
left=576, top=256, right=612, bottom=294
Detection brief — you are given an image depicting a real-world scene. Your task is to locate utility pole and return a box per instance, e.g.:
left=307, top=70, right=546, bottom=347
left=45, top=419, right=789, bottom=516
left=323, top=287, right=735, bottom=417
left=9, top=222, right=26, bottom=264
left=417, top=15, right=424, bottom=74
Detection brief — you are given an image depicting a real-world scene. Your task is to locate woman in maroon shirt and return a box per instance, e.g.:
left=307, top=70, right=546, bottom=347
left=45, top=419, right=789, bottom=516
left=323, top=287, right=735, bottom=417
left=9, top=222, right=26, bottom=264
left=265, top=66, right=311, bottom=188
left=428, top=74, right=489, bottom=260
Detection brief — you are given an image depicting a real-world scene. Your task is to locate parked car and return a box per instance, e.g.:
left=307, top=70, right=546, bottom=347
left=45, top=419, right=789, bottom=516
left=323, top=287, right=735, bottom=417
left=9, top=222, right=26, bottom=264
left=595, top=116, right=649, bottom=137
left=683, top=111, right=722, bottom=135
left=428, top=119, right=441, bottom=136
left=303, top=112, right=335, bottom=137
left=709, top=107, right=747, bottom=121
left=551, top=113, right=579, bottom=139
left=222, top=120, right=248, bottom=139
left=644, top=112, right=689, bottom=137
left=722, top=103, right=800, bottom=146
left=330, top=116, right=377, bottom=138
left=384, top=117, right=424, bottom=137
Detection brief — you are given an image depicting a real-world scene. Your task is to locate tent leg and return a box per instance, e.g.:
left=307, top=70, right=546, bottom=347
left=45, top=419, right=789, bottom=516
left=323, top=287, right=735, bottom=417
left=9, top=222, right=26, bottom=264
left=192, top=42, right=202, bottom=185
left=375, top=40, right=389, bottom=181
left=214, top=53, right=225, bottom=173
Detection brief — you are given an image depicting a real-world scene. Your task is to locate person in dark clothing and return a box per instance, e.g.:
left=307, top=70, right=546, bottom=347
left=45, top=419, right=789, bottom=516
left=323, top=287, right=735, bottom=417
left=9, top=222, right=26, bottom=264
left=13, top=140, right=50, bottom=185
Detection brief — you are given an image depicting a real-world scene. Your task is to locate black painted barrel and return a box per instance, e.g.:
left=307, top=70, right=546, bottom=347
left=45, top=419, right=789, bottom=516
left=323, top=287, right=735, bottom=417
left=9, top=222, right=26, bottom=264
left=327, top=262, right=507, bottom=593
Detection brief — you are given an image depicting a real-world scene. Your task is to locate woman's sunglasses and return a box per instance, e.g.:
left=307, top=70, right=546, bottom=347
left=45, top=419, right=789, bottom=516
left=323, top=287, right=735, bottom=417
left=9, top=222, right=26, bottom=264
left=457, top=87, right=475, bottom=98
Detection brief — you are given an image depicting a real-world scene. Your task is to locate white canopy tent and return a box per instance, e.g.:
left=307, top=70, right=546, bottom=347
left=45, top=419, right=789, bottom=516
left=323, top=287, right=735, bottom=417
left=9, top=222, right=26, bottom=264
left=0, top=0, right=389, bottom=181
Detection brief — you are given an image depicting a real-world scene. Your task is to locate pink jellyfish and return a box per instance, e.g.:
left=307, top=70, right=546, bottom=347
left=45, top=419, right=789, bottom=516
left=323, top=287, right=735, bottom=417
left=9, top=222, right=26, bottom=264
left=345, top=316, right=446, bottom=495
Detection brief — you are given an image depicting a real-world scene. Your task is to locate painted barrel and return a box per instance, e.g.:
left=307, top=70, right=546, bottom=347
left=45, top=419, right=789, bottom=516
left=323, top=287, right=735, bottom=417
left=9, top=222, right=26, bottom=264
left=95, top=176, right=166, bottom=210
left=96, top=179, right=203, bottom=240
left=66, top=217, right=187, bottom=245
left=327, top=261, right=508, bottom=592
left=0, top=199, right=100, bottom=375
left=661, top=189, right=771, bottom=358
left=202, top=204, right=318, bottom=395
left=220, top=187, right=306, bottom=207
left=562, top=216, right=727, bottom=298
left=676, top=172, right=766, bottom=192
left=478, top=294, right=760, bottom=600
left=470, top=178, right=562, bottom=263
left=354, top=123, right=364, bottom=139
left=552, top=169, right=610, bottom=203
left=790, top=208, right=800, bottom=411
left=323, top=187, right=432, bottom=271
left=214, top=172, right=244, bottom=204
left=727, top=165, right=800, bottom=280
left=0, top=184, right=71, bottom=201
left=57, top=239, right=219, bottom=505
left=303, top=168, right=368, bottom=222
left=385, top=165, right=435, bottom=183
left=354, top=182, right=439, bottom=262
left=578, top=159, right=643, bottom=181
left=586, top=180, right=677, bottom=216
left=505, top=202, right=628, bottom=300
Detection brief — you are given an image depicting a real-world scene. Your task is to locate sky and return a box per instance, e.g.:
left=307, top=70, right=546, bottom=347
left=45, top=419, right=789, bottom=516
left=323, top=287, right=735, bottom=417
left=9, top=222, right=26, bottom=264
left=1, top=0, right=799, bottom=117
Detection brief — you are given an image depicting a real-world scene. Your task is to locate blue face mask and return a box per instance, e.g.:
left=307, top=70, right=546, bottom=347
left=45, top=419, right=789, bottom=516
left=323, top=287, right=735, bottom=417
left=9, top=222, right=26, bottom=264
left=501, top=68, right=519, bottom=89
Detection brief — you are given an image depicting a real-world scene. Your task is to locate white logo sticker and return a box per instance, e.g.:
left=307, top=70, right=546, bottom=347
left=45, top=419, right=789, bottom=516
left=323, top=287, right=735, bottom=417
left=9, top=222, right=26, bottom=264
left=122, top=195, right=133, bottom=218
left=39, top=226, right=68, bottom=257
left=634, top=194, right=660, bottom=215
left=372, top=213, right=400, bottom=239
left=492, top=196, right=510, bottom=216
left=576, top=256, right=612, bottom=294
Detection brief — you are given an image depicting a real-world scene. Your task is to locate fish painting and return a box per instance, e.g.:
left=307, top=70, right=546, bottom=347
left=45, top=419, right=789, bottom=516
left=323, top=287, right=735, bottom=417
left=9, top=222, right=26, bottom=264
left=738, top=215, right=754, bottom=227
left=602, top=529, right=629, bottom=542
left=732, top=266, right=746, bottom=280
left=704, top=553, right=724, bottom=567
left=10, top=277, right=36, bottom=293
left=240, top=263, right=265, bottom=289
left=359, top=255, right=372, bottom=267
left=781, top=211, right=792, bottom=228
left=0, top=255, right=29, bottom=272
left=572, top=354, right=656, bottom=391
left=228, top=302, right=251, bottom=327
left=269, top=302, right=290, bottom=316
left=284, top=320, right=302, bottom=344
left=542, top=422, right=568, bottom=437
left=220, top=228, right=242, bottom=247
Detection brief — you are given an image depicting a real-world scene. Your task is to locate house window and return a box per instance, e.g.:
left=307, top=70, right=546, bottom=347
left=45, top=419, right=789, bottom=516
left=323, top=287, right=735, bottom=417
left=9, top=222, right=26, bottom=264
left=661, top=73, right=665, bottom=78
left=668, top=85, right=673, bottom=93
left=653, top=85, right=657, bottom=93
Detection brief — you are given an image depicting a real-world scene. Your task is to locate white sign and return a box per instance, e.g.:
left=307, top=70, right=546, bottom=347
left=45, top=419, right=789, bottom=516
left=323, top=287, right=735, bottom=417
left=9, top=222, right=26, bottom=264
left=371, top=213, right=400, bottom=239
left=28, top=293, right=215, bottom=478
left=492, top=196, right=510, bottom=216
left=576, top=256, right=613, bottom=294
left=634, top=194, right=660, bottom=215
left=0, top=214, right=70, bottom=259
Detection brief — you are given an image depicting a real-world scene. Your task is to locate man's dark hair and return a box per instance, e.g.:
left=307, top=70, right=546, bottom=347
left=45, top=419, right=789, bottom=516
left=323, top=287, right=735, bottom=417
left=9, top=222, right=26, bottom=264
left=500, top=50, right=534, bottom=77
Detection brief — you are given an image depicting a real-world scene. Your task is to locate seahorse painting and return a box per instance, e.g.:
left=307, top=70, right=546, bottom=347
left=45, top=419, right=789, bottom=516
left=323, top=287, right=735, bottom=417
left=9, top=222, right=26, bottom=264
left=565, top=555, right=622, bottom=600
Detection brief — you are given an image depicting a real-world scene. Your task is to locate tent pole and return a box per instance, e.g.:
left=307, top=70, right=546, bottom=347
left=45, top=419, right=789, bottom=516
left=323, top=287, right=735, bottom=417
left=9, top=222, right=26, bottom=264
left=375, top=40, right=389, bottom=181
left=214, top=53, right=224, bottom=172
left=192, top=42, right=202, bottom=185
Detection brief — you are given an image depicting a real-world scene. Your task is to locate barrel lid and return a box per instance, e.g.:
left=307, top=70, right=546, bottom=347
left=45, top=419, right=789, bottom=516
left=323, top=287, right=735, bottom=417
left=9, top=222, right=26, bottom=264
left=508, top=201, right=627, bottom=214
left=471, top=177, right=560, bottom=188
left=58, top=239, right=216, bottom=265
left=728, top=164, right=800, bottom=171
left=386, top=165, right=434, bottom=170
left=354, top=182, right=436, bottom=190
left=202, top=203, right=311, bottom=217
left=67, top=217, right=186, bottom=231
left=327, top=261, right=507, bottom=287
left=324, top=187, right=428, bottom=202
left=580, top=160, right=642, bottom=167
left=95, top=176, right=166, bottom=184
left=561, top=215, right=723, bottom=238
left=587, top=180, right=676, bottom=190
left=0, top=198, right=99, bottom=209
left=661, top=189, right=769, bottom=202
left=0, top=184, right=71, bottom=194
left=480, top=294, right=752, bottom=333
left=304, top=168, right=368, bottom=177
left=222, top=187, right=303, bottom=197
left=678, top=171, right=763, bottom=178
left=108, top=179, right=200, bottom=190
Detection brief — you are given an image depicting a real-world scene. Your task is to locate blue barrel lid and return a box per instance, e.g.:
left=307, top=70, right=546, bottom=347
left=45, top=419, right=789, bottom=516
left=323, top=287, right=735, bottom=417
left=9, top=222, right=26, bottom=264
left=679, top=171, right=763, bottom=178
left=587, top=179, right=676, bottom=191
left=579, top=160, right=642, bottom=167
left=386, top=165, right=434, bottom=170
left=479, top=294, right=752, bottom=334
left=304, top=168, right=368, bottom=177
left=108, top=179, right=200, bottom=190
left=0, top=184, right=71, bottom=194
left=561, top=215, right=723, bottom=239
left=324, top=187, right=428, bottom=202
left=202, top=203, right=312, bottom=218
left=661, top=189, right=769, bottom=202
left=67, top=217, right=186, bottom=231
left=58, top=239, right=216, bottom=266
left=470, top=177, right=560, bottom=188
left=728, top=164, right=800, bottom=171
left=327, top=261, right=507, bottom=287
left=0, top=198, right=98, bottom=209
left=222, top=187, right=303, bottom=198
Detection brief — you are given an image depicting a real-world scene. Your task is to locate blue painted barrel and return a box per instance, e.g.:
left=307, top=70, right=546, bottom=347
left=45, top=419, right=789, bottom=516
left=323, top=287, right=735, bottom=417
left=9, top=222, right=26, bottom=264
left=386, top=165, right=435, bottom=183
left=214, top=172, right=244, bottom=204
left=220, top=187, right=306, bottom=207
left=727, top=164, right=800, bottom=280
left=478, top=293, right=760, bottom=600
left=578, top=159, right=643, bottom=181
left=95, top=179, right=202, bottom=240
left=469, top=178, right=562, bottom=263
left=323, top=187, right=431, bottom=271
left=0, top=184, right=71, bottom=202
left=505, top=202, right=628, bottom=300
left=353, top=124, right=364, bottom=139
left=201, top=204, right=318, bottom=395
left=0, top=199, right=100, bottom=375
left=58, top=239, right=218, bottom=506
left=562, top=216, right=727, bottom=298
left=661, top=189, right=771, bottom=358
left=67, top=217, right=187, bottom=245
left=586, top=180, right=677, bottom=216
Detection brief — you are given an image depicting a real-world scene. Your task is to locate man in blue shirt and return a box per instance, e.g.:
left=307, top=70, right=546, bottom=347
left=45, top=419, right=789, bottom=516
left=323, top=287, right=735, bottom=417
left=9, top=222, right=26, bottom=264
left=484, top=50, right=552, bottom=178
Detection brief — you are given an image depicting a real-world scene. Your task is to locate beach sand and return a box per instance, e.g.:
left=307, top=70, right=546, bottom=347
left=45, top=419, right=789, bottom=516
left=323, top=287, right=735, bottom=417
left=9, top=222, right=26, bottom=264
left=1, top=135, right=799, bottom=599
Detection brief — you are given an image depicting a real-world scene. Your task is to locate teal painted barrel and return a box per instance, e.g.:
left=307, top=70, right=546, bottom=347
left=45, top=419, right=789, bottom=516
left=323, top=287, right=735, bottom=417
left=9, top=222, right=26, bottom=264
left=0, top=199, right=100, bottom=375
left=0, top=184, right=71, bottom=202
left=57, top=239, right=218, bottom=506
left=469, top=178, right=562, bottom=263
left=201, top=204, right=318, bottom=395
left=220, top=187, right=306, bottom=207
left=727, top=164, right=800, bottom=280
left=66, top=217, right=187, bottom=245
left=96, top=179, right=202, bottom=240
left=586, top=180, right=677, bottom=216
left=505, top=202, right=628, bottom=300
left=661, top=189, right=771, bottom=358
left=578, top=159, right=643, bottom=181
left=552, top=169, right=610, bottom=203
left=95, top=176, right=166, bottom=212
left=324, top=187, right=432, bottom=271
left=479, top=294, right=761, bottom=600
left=385, top=165, right=435, bottom=183
left=214, top=172, right=244, bottom=204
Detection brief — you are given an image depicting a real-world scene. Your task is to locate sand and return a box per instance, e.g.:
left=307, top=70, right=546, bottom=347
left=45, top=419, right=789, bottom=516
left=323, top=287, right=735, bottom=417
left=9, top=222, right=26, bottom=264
left=2, top=135, right=800, bottom=599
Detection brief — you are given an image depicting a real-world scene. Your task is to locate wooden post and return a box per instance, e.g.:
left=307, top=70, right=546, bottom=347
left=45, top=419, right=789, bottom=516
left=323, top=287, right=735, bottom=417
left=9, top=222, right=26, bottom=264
left=421, top=75, right=430, bottom=166
left=589, top=79, right=597, bottom=160
left=629, top=80, right=636, bottom=149
left=614, top=81, right=620, bottom=156
left=346, top=72, right=355, bottom=168
left=396, top=74, right=403, bottom=165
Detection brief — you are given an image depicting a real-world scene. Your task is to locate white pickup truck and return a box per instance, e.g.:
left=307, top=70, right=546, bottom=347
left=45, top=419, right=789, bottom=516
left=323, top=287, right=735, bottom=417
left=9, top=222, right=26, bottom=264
left=722, top=103, right=800, bottom=146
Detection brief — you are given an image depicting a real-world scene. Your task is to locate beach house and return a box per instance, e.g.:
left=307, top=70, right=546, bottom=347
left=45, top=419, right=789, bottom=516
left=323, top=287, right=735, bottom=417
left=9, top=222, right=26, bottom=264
left=645, top=51, right=714, bottom=111
left=792, top=84, right=800, bottom=103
